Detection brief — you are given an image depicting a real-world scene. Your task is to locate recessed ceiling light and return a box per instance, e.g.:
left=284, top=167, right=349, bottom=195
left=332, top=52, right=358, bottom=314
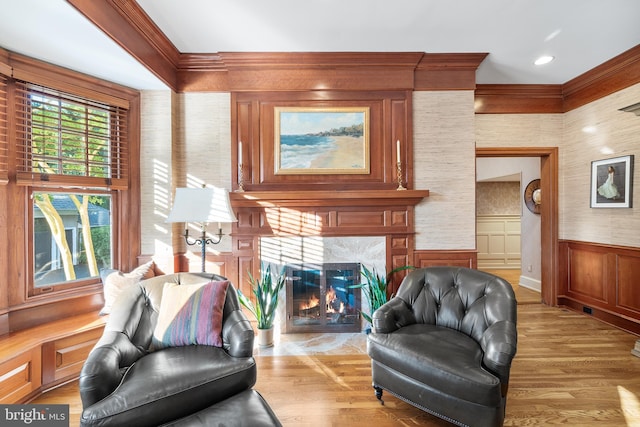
left=534, top=55, right=555, bottom=66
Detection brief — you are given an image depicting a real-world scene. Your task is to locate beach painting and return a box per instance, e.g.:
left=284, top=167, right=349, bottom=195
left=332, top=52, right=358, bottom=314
left=274, top=107, right=370, bottom=174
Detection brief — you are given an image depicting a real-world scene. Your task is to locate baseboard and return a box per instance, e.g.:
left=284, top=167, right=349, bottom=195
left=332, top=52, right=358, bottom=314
left=519, top=275, right=541, bottom=292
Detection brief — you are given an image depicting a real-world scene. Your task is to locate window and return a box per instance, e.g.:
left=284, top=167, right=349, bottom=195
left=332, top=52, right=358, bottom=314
left=33, top=191, right=112, bottom=289
left=10, top=83, right=130, bottom=294
left=14, top=83, right=129, bottom=189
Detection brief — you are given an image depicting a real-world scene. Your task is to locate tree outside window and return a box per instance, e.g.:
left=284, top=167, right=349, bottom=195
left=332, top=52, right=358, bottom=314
left=33, top=192, right=112, bottom=287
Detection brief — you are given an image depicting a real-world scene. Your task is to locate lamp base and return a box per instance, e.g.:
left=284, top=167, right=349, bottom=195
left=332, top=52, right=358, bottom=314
left=184, top=227, right=223, bottom=272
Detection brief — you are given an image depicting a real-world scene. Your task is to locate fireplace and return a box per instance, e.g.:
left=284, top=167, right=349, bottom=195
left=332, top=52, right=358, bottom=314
left=230, top=190, right=429, bottom=329
left=285, top=263, right=361, bottom=333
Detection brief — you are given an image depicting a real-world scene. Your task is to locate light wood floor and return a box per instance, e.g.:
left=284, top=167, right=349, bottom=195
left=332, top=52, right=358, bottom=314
left=32, top=302, right=640, bottom=427
left=480, top=268, right=542, bottom=305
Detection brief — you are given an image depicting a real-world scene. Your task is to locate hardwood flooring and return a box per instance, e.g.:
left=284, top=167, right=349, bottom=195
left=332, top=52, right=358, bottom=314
left=481, top=268, right=541, bottom=305
left=32, top=302, right=640, bottom=426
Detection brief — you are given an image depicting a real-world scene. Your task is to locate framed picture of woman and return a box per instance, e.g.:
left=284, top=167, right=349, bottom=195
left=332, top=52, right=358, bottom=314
left=590, top=155, right=634, bottom=208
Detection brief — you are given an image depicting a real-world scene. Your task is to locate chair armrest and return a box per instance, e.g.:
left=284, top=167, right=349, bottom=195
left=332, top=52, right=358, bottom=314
left=222, top=309, right=255, bottom=358
left=79, top=331, right=146, bottom=407
left=371, top=298, right=415, bottom=334
left=480, top=320, right=517, bottom=390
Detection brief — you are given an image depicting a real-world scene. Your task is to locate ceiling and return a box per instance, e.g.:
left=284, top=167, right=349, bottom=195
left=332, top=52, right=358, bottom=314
left=1, top=0, right=639, bottom=90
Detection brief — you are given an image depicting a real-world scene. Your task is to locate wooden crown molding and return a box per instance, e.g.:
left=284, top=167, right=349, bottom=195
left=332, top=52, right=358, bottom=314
left=416, top=53, right=489, bottom=70
left=476, top=45, right=640, bottom=114
left=563, top=44, right=640, bottom=112
left=68, top=0, right=639, bottom=108
left=219, top=52, right=426, bottom=69
left=475, top=84, right=564, bottom=114
left=178, top=52, right=486, bottom=92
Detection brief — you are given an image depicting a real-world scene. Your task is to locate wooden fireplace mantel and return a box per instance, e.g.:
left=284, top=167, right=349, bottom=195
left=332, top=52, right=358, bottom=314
left=229, top=189, right=429, bottom=208
left=229, top=189, right=429, bottom=300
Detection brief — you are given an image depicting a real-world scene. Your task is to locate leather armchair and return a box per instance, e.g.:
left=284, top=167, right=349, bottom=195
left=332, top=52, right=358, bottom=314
left=79, top=272, right=256, bottom=427
left=367, top=267, right=517, bottom=427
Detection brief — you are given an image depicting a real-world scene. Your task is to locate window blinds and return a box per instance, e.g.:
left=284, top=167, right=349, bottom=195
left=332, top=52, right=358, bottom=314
left=13, top=81, right=129, bottom=189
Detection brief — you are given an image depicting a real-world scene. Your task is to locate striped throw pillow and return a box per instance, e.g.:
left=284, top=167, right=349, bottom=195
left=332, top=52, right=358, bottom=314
left=153, top=280, right=229, bottom=349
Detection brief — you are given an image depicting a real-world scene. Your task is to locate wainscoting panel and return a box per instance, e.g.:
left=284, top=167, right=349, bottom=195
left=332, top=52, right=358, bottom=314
left=413, top=250, right=477, bottom=269
left=567, top=247, right=608, bottom=302
left=616, top=254, right=640, bottom=315
left=476, top=215, right=521, bottom=269
left=559, top=240, right=640, bottom=335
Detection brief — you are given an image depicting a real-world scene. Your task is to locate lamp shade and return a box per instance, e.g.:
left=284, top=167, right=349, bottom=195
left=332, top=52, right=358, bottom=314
left=166, top=187, right=237, bottom=224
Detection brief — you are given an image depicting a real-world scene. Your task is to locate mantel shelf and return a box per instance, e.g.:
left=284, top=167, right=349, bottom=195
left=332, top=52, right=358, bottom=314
left=229, top=189, right=429, bottom=208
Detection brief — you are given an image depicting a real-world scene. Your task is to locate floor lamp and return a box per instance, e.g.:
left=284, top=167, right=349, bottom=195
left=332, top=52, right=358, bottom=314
left=166, top=186, right=237, bottom=272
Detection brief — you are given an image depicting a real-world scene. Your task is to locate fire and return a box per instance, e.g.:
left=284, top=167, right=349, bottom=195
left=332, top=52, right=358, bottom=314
left=300, top=294, right=320, bottom=311
left=325, top=286, right=343, bottom=313
left=298, top=286, right=346, bottom=314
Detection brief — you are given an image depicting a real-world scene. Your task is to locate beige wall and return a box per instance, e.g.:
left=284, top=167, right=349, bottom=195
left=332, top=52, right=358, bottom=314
left=413, top=91, right=476, bottom=250
left=476, top=82, right=640, bottom=248
left=140, top=90, right=173, bottom=269
left=139, top=83, right=640, bottom=269
left=140, top=91, right=233, bottom=272
left=561, top=83, right=640, bottom=247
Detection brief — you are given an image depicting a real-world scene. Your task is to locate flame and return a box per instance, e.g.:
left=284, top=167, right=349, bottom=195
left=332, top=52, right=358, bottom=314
left=325, top=286, right=345, bottom=314
left=299, top=286, right=347, bottom=314
left=300, top=294, right=320, bottom=311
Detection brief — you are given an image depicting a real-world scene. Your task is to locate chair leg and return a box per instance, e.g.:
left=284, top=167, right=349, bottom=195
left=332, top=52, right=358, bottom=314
left=374, top=385, right=384, bottom=405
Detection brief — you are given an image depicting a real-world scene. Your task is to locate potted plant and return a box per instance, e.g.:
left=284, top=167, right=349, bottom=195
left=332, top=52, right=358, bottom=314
left=237, top=263, right=285, bottom=347
left=353, top=264, right=414, bottom=330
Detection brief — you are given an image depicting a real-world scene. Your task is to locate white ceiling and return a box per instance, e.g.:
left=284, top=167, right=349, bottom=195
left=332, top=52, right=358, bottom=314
left=1, top=0, right=639, bottom=90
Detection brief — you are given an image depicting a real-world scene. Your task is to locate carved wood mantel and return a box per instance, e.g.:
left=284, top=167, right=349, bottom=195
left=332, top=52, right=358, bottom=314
left=229, top=190, right=429, bottom=296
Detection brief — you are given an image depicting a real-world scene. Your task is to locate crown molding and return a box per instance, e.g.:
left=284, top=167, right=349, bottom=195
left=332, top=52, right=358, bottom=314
left=475, top=84, right=564, bottom=114
left=67, top=0, right=639, bottom=107
left=563, top=44, right=640, bottom=112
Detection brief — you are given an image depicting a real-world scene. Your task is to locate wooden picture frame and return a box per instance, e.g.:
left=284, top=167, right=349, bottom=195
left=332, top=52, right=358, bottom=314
left=274, top=107, right=370, bottom=175
left=590, top=155, right=634, bottom=208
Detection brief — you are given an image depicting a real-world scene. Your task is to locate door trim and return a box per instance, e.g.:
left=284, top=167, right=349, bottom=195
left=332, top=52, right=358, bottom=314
left=476, top=147, right=558, bottom=306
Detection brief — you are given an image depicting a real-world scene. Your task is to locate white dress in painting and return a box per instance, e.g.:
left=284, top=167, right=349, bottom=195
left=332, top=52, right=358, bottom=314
left=597, top=168, right=620, bottom=199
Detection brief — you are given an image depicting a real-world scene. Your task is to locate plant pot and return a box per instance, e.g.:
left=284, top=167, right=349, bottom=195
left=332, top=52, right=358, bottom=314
left=257, top=327, right=274, bottom=347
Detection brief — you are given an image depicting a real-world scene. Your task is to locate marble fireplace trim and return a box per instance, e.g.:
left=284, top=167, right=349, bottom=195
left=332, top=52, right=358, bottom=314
left=260, top=236, right=386, bottom=334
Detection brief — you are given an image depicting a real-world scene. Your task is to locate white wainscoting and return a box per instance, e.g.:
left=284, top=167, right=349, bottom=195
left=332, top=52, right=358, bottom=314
left=476, top=215, right=521, bottom=269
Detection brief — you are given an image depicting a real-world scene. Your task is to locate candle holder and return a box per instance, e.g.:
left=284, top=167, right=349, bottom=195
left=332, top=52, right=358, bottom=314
left=396, top=161, right=406, bottom=190
left=237, top=163, right=245, bottom=192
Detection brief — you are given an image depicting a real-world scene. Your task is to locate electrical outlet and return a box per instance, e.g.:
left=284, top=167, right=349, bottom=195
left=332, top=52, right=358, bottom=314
left=583, top=306, right=593, bottom=315
left=527, top=264, right=532, bottom=272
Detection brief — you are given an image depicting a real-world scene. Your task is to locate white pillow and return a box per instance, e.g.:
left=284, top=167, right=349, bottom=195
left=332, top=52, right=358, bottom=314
left=99, top=261, right=155, bottom=315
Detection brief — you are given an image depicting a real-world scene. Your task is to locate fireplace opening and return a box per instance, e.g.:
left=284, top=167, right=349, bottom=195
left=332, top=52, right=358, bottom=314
left=285, top=263, right=361, bottom=333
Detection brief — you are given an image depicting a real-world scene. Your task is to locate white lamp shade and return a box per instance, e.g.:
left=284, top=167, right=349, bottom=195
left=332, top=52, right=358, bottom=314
left=166, top=187, right=237, bottom=224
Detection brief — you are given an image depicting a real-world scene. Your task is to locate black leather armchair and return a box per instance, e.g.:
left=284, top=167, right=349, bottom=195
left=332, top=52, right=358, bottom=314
left=367, top=267, right=518, bottom=427
left=79, top=272, right=256, bottom=427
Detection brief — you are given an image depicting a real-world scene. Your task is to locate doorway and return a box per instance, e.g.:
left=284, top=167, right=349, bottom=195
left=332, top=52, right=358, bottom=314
left=476, top=147, right=558, bottom=306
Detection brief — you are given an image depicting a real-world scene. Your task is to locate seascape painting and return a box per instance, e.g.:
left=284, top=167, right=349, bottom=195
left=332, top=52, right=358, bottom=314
left=274, top=107, right=370, bottom=174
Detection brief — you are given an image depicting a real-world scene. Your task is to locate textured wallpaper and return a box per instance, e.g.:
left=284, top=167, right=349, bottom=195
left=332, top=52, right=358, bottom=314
left=476, top=182, right=520, bottom=216
left=140, top=91, right=233, bottom=272
left=413, top=91, right=476, bottom=250
left=476, top=82, right=640, bottom=248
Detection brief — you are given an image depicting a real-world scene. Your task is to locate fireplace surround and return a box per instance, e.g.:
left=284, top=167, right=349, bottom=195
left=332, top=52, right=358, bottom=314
left=285, top=263, right=361, bottom=333
left=229, top=189, right=429, bottom=333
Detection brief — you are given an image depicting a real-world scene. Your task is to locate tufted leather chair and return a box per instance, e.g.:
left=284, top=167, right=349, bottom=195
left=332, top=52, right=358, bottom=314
left=79, top=272, right=256, bottom=427
left=367, top=267, right=518, bottom=427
